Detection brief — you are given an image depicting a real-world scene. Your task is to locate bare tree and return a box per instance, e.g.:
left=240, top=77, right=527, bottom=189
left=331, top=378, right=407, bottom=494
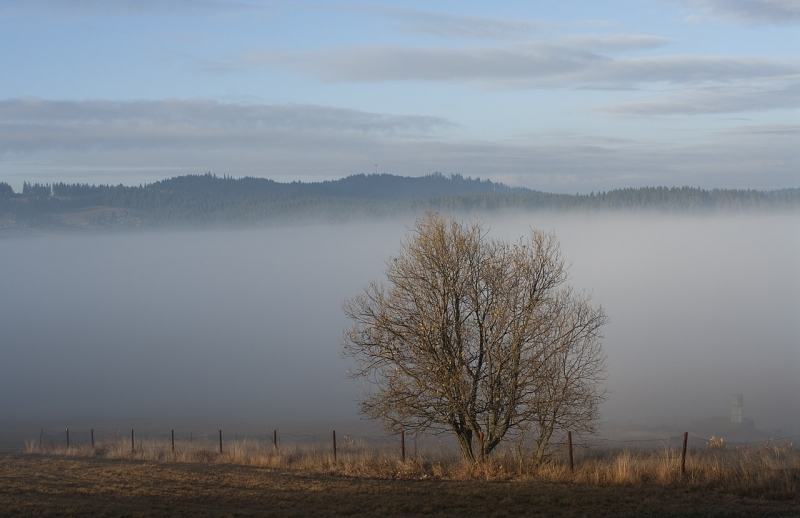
left=342, top=213, right=607, bottom=462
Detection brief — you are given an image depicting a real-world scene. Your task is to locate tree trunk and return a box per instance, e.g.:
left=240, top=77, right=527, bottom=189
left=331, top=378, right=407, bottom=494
left=454, top=428, right=474, bottom=461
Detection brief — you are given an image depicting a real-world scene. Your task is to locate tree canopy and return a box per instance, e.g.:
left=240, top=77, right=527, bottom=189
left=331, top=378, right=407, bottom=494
left=342, top=213, right=608, bottom=462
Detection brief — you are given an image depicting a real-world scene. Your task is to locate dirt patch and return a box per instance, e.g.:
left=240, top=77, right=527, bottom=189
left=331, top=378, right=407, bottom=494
left=1, top=454, right=796, bottom=517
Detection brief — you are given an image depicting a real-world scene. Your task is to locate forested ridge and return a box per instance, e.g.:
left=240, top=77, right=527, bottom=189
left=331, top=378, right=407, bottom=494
left=1, top=172, right=798, bottom=232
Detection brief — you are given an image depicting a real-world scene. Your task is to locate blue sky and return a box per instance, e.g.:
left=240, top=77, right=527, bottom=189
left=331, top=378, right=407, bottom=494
left=1, top=0, right=798, bottom=192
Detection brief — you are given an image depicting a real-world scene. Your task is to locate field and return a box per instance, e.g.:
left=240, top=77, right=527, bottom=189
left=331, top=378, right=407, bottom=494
left=2, top=437, right=798, bottom=517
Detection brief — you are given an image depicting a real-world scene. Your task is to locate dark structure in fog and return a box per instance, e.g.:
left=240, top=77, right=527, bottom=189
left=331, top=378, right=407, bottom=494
left=731, top=394, right=743, bottom=424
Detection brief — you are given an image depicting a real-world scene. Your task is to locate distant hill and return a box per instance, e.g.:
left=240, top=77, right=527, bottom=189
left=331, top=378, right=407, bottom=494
left=1, top=173, right=798, bottom=233
left=144, top=172, right=521, bottom=200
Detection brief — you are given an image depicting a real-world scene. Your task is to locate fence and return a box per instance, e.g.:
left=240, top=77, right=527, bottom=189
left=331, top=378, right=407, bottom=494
left=21, top=425, right=800, bottom=473
left=27, top=426, right=415, bottom=460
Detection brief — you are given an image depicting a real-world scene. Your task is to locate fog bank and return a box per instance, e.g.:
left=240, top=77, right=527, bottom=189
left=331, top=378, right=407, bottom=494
left=1, top=213, right=797, bottom=436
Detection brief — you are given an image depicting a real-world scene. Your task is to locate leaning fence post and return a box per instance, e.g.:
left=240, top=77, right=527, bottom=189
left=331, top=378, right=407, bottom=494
left=681, top=432, right=688, bottom=478
left=171, top=430, right=175, bottom=452
left=131, top=429, right=135, bottom=454
left=401, top=430, right=406, bottom=462
left=91, top=429, right=94, bottom=448
left=66, top=428, right=69, bottom=449
left=273, top=430, right=277, bottom=451
left=332, top=430, right=337, bottom=462
left=568, top=431, right=574, bottom=472
left=219, top=430, right=223, bottom=454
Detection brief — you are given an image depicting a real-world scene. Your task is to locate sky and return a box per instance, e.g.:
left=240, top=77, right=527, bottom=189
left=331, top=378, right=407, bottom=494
left=0, top=0, right=798, bottom=192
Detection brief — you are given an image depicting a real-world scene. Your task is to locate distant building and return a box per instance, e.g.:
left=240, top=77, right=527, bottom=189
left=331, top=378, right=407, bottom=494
left=731, top=394, right=743, bottom=423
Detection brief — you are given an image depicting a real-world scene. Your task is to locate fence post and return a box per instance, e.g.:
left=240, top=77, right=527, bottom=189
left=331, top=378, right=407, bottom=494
left=478, top=430, right=485, bottom=463
left=219, top=430, right=223, bottom=454
left=332, top=430, right=337, bottom=462
left=91, top=429, right=94, bottom=448
left=39, top=428, right=43, bottom=452
left=171, top=430, right=175, bottom=452
left=681, top=431, right=688, bottom=478
left=568, top=431, right=574, bottom=472
left=273, top=430, right=277, bottom=451
left=66, top=428, right=69, bottom=449
left=401, top=430, right=405, bottom=462
left=131, top=429, right=134, bottom=454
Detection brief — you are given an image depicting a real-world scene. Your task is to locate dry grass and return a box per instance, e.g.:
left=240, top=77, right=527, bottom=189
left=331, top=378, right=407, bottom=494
left=25, top=436, right=800, bottom=498
left=547, top=445, right=800, bottom=498
left=2, top=453, right=798, bottom=517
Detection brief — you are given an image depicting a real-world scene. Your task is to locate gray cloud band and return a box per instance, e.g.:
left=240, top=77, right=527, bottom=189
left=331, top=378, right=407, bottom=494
left=6, top=1, right=797, bottom=27
left=0, top=99, right=449, bottom=136
left=0, top=0, right=259, bottom=17
left=672, top=0, right=800, bottom=24
left=231, top=46, right=798, bottom=89
left=596, top=84, right=800, bottom=116
left=351, top=5, right=539, bottom=40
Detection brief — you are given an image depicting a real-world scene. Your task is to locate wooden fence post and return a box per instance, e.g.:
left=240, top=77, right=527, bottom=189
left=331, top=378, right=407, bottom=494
left=568, top=431, right=574, bottom=472
left=39, top=428, right=43, bottom=452
left=171, top=430, right=175, bottom=452
left=66, top=428, right=69, bottom=449
left=219, top=430, right=223, bottom=454
left=681, top=431, right=688, bottom=478
left=401, top=430, right=405, bottom=462
left=91, top=429, right=94, bottom=448
left=332, top=430, right=337, bottom=462
left=131, top=429, right=134, bottom=454
left=273, top=430, right=277, bottom=451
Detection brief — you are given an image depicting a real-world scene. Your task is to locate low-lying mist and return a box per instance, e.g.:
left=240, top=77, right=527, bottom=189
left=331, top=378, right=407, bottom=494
left=1, top=213, right=797, bottom=437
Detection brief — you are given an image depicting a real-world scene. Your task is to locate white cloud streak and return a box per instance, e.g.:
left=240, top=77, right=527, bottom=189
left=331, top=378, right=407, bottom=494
left=558, top=34, right=674, bottom=52
left=0, top=98, right=450, bottom=147
left=673, top=0, right=800, bottom=24
left=0, top=0, right=260, bottom=17
left=354, top=5, right=539, bottom=40
left=596, top=83, right=800, bottom=116
left=235, top=45, right=799, bottom=89
left=1, top=2, right=541, bottom=40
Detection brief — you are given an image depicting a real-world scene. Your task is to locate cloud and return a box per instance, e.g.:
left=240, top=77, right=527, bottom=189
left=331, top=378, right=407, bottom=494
left=1, top=98, right=797, bottom=192
left=234, top=45, right=799, bottom=89
left=0, top=0, right=259, bottom=17
left=596, top=83, right=800, bottom=116
left=559, top=34, right=674, bottom=52
left=0, top=98, right=451, bottom=184
left=672, top=0, right=800, bottom=24
left=1, top=1, right=538, bottom=38
left=0, top=98, right=450, bottom=145
left=235, top=44, right=604, bottom=84
left=356, top=6, right=539, bottom=40
left=718, top=123, right=800, bottom=137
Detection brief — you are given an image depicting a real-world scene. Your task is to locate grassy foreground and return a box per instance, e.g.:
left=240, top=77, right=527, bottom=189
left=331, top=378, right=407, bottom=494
left=1, top=452, right=799, bottom=517
left=24, top=436, right=800, bottom=493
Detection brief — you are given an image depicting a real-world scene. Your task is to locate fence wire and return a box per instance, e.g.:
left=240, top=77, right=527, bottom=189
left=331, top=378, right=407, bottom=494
left=13, top=426, right=800, bottom=463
